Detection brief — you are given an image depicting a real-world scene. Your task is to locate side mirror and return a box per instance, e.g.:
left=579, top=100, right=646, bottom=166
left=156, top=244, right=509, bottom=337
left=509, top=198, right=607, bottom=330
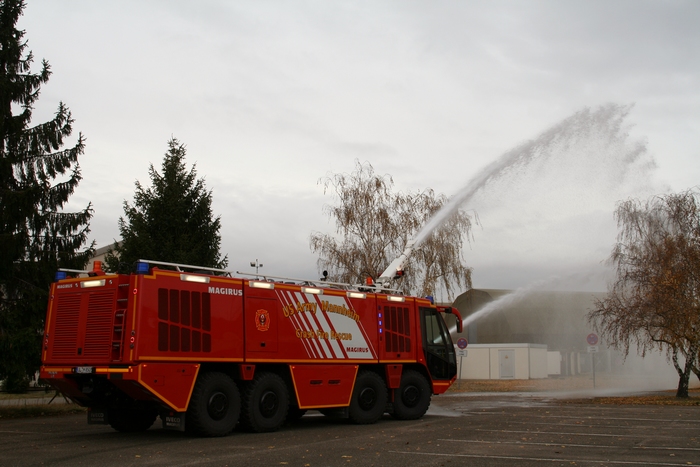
left=453, top=308, right=463, bottom=334
left=439, top=306, right=464, bottom=334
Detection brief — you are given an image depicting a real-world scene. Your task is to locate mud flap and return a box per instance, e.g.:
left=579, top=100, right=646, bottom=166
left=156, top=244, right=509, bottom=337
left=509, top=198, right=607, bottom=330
left=161, top=411, right=186, bottom=431
left=87, top=408, right=109, bottom=425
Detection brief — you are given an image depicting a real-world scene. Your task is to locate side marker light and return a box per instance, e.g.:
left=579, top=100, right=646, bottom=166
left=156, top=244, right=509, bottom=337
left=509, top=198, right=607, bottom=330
left=180, top=274, right=210, bottom=284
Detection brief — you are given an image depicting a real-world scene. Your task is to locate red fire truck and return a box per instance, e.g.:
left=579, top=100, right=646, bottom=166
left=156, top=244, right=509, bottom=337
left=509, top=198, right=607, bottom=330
left=40, top=259, right=462, bottom=436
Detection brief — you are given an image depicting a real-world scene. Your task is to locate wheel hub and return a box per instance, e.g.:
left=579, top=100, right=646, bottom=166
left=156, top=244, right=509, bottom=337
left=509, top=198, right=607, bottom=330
left=207, top=391, right=228, bottom=420
left=259, top=390, right=279, bottom=418
left=402, top=385, right=420, bottom=407
left=358, top=387, right=377, bottom=410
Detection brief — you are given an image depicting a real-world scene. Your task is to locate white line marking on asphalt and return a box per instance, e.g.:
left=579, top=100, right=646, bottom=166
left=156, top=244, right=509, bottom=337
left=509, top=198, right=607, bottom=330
left=506, top=420, right=700, bottom=430
left=476, top=428, right=642, bottom=438
left=461, top=412, right=700, bottom=424
left=440, top=438, right=700, bottom=451
left=440, top=439, right=617, bottom=448
left=390, top=449, right=700, bottom=466
left=540, top=415, right=700, bottom=424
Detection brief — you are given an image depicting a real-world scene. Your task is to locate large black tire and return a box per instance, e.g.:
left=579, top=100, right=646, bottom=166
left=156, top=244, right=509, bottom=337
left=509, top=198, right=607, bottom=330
left=241, top=372, right=289, bottom=433
left=348, top=371, right=387, bottom=425
left=391, top=370, right=431, bottom=420
left=108, top=406, right=158, bottom=432
left=186, top=372, right=241, bottom=437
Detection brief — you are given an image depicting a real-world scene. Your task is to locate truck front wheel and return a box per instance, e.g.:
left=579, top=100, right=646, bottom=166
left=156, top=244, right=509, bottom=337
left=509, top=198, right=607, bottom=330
left=242, top=372, right=289, bottom=433
left=348, top=371, right=387, bottom=424
left=186, top=372, right=241, bottom=437
left=391, top=370, right=431, bottom=420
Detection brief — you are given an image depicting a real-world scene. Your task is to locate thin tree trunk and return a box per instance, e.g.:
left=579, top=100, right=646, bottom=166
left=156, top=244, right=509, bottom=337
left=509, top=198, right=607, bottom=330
left=672, top=346, right=693, bottom=398
left=677, top=371, right=691, bottom=398
left=693, top=348, right=700, bottom=382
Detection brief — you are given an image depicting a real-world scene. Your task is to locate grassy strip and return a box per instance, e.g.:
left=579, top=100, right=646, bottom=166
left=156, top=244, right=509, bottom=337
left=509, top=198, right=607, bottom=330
left=0, top=404, right=87, bottom=419
left=0, top=391, right=54, bottom=401
left=560, top=395, right=700, bottom=406
left=448, top=377, right=700, bottom=394
left=447, top=378, right=700, bottom=405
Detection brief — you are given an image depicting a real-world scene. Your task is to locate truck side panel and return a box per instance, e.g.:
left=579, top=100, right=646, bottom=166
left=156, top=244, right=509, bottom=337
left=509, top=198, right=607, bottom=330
left=130, top=271, right=244, bottom=363
left=289, top=364, right=358, bottom=409
left=243, top=283, right=380, bottom=363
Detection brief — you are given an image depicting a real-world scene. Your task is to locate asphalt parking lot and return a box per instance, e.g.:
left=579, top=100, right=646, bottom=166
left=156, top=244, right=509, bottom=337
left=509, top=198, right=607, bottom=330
left=1, top=392, right=699, bottom=467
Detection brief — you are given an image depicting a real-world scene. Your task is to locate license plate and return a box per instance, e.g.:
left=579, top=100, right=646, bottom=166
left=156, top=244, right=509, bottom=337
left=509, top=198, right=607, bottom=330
left=75, top=366, right=94, bottom=374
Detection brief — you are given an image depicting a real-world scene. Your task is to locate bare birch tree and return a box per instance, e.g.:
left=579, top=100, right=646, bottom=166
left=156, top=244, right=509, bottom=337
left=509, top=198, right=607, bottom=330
left=588, top=189, right=700, bottom=397
left=310, top=160, right=474, bottom=299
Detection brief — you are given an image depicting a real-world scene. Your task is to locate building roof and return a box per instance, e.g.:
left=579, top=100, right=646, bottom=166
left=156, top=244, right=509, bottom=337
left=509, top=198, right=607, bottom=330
left=450, top=288, right=607, bottom=352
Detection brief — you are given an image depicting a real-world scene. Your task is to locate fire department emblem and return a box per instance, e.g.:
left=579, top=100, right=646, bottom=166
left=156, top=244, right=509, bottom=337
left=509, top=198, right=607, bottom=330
left=255, top=309, right=270, bottom=331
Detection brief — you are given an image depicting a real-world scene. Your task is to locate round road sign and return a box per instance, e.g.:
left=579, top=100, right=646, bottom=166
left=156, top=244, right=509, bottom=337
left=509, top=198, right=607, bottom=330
left=457, top=337, right=468, bottom=349
left=587, top=333, right=599, bottom=345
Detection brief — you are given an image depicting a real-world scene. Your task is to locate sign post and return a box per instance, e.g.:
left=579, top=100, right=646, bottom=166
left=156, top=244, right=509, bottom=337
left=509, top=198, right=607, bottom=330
left=587, top=333, right=599, bottom=388
left=456, top=338, right=468, bottom=389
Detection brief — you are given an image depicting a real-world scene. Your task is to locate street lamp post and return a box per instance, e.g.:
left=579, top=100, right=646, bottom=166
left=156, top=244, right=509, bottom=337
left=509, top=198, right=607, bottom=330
left=250, top=259, right=263, bottom=276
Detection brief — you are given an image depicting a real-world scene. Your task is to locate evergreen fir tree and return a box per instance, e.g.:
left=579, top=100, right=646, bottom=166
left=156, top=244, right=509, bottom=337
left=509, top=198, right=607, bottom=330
left=0, top=0, right=93, bottom=392
left=106, top=138, right=227, bottom=272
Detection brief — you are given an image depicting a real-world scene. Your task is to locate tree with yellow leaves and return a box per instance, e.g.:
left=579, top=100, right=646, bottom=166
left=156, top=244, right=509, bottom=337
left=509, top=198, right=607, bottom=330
left=589, top=189, right=700, bottom=397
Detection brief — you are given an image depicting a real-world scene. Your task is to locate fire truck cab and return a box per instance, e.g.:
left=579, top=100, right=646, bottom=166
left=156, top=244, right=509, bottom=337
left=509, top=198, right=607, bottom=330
left=40, top=260, right=461, bottom=436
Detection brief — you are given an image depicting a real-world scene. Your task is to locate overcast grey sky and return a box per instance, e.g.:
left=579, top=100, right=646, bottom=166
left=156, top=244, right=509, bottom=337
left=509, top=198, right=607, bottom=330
left=17, top=1, right=700, bottom=295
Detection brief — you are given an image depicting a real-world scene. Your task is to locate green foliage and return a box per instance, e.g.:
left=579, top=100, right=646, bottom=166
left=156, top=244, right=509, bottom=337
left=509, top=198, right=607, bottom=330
left=106, top=138, right=227, bottom=271
left=1, top=373, right=29, bottom=393
left=0, top=0, right=93, bottom=392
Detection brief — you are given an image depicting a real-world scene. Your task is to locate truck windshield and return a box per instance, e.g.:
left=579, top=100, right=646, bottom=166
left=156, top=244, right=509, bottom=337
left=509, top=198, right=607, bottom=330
left=420, top=307, right=457, bottom=380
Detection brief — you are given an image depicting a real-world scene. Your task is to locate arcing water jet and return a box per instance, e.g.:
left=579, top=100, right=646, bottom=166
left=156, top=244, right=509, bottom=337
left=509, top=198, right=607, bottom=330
left=379, top=104, right=656, bottom=321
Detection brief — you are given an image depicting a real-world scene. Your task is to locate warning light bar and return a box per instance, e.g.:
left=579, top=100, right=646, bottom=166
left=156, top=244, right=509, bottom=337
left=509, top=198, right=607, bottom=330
left=55, top=267, right=94, bottom=281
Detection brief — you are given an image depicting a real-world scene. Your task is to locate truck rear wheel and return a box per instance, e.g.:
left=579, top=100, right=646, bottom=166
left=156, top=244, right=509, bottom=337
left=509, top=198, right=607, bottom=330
left=242, top=372, right=289, bottom=433
left=390, top=370, right=431, bottom=420
left=186, top=372, right=240, bottom=437
left=348, top=371, right=387, bottom=424
left=108, top=406, right=158, bottom=432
